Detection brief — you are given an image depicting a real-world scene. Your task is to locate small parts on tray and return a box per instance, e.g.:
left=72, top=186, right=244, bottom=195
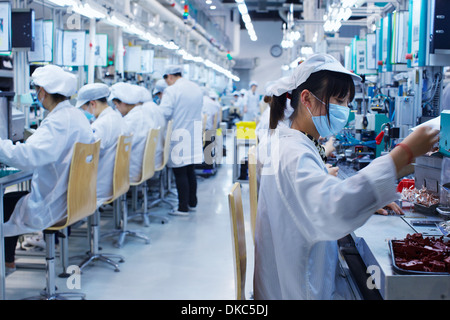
left=392, top=233, right=450, bottom=273
left=401, top=186, right=439, bottom=207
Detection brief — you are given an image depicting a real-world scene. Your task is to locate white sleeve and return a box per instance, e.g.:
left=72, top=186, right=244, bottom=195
left=159, top=88, right=176, bottom=120
left=290, top=153, right=398, bottom=243
left=0, top=113, right=69, bottom=169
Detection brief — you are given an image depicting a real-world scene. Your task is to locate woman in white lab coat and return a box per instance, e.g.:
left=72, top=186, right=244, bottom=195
left=1, top=65, right=94, bottom=272
left=110, top=82, right=158, bottom=184
left=76, top=83, right=128, bottom=206
left=253, top=54, right=439, bottom=300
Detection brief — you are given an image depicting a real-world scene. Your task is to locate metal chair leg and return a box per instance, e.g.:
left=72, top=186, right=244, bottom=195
left=101, top=195, right=150, bottom=248
left=74, top=210, right=124, bottom=272
left=24, top=231, right=85, bottom=300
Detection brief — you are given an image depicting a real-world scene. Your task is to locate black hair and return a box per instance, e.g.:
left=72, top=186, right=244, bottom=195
left=269, top=70, right=355, bottom=130
left=163, top=72, right=182, bottom=79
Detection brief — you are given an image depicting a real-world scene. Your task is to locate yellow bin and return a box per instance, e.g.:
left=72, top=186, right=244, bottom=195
left=236, top=121, right=256, bottom=140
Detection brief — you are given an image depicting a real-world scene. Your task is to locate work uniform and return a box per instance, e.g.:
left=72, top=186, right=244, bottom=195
left=254, top=126, right=398, bottom=299
left=159, top=74, right=203, bottom=213
left=92, top=106, right=128, bottom=206
left=243, top=90, right=260, bottom=122
left=160, top=77, right=203, bottom=168
left=142, top=100, right=167, bottom=169
left=123, top=104, right=159, bottom=183
left=0, top=100, right=95, bottom=236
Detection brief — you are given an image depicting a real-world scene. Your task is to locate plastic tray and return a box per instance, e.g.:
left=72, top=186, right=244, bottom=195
left=388, top=240, right=450, bottom=276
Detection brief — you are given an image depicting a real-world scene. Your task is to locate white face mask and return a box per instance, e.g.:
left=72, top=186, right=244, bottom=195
left=306, top=92, right=350, bottom=137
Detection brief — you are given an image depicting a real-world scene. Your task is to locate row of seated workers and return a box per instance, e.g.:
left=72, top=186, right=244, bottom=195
left=1, top=63, right=223, bottom=285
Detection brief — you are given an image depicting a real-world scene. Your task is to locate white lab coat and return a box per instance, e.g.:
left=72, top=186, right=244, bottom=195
left=0, top=100, right=95, bottom=236
left=202, top=96, right=219, bottom=131
left=123, top=104, right=159, bottom=183
left=159, top=77, right=203, bottom=168
left=92, top=106, right=128, bottom=206
left=235, top=96, right=245, bottom=115
left=244, top=90, right=260, bottom=121
left=254, top=126, right=398, bottom=300
left=142, top=101, right=167, bottom=169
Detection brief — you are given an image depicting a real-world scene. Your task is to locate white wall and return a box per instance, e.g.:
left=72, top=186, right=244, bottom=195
left=237, top=20, right=285, bottom=96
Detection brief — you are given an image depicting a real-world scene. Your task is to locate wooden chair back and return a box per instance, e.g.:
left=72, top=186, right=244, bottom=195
left=248, top=146, right=257, bottom=244
left=228, top=182, right=247, bottom=300
left=104, top=134, right=132, bottom=204
left=156, top=120, right=172, bottom=172
left=131, top=128, right=159, bottom=186
left=48, top=140, right=100, bottom=230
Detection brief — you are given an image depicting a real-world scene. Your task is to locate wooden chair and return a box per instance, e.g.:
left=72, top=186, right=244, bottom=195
left=248, top=146, right=257, bottom=244
left=25, top=140, right=100, bottom=300
left=149, top=120, right=175, bottom=211
left=78, top=135, right=132, bottom=271
left=126, top=128, right=161, bottom=230
left=228, top=182, right=247, bottom=300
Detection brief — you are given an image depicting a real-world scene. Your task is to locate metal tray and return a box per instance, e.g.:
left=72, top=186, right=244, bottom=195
left=388, top=240, right=450, bottom=276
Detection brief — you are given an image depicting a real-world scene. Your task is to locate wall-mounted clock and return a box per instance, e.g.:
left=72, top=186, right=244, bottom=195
left=270, top=44, right=282, bottom=58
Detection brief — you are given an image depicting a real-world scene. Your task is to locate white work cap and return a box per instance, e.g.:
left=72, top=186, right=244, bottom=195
left=76, top=83, right=110, bottom=108
left=209, top=90, right=219, bottom=100
left=31, top=64, right=78, bottom=97
left=153, top=79, right=167, bottom=95
left=163, top=65, right=183, bottom=77
left=136, top=85, right=152, bottom=103
left=267, top=53, right=361, bottom=97
left=240, top=89, right=246, bottom=95
left=232, top=91, right=239, bottom=96
left=109, top=82, right=141, bottom=105
left=249, top=81, right=258, bottom=88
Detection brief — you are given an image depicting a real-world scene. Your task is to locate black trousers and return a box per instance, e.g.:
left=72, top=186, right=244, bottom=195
left=172, top=164, right=197, bottom=212
left=3, top=191, right=28, bottom=263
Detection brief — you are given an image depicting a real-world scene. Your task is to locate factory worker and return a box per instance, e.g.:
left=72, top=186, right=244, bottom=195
left=236, top=89, right=246, bottom=117
left=76, top=83, right=128, bottom=206
left=159, top=64, right=203, bottom=216
left=153, top=79, right=167, bottom=105
left=202, top=88, right=220, bottom=131
left=110, top=82, right=158, bottom=183
left=1, top=65, right=94, bottom=273
left=243, top=81, right=260, bottom=121
left=136, top=85, right=152, bottom=104
left=253, top=53, right=439, bottom=300
left=141, top=88, right=167, bottom=170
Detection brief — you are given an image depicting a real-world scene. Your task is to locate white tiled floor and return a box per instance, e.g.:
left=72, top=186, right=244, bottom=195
left=4, top=147, right=255, bottom=300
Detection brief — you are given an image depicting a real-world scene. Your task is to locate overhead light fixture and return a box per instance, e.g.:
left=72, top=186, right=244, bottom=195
left=210, top=5, right=216, bottom=10
left=72, top=2, right=107, bottom=19
left=235, top=1, right=257, bottom=41
left=106, top=13, right=129, bottom=28
left=46, top=0, right=76, bottom=6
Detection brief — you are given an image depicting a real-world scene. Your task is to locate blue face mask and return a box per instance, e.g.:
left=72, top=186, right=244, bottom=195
left=307, top=92, right=350, bottom=137
left=35, top=88, right=45, bottom=110
left=82, top=109, right=96, bottom=123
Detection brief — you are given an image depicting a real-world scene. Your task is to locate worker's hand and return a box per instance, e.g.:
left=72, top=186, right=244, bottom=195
left=326, top=163, right=339, bottom=177
left=324, top=137, right=336, bottom=157
left=390, top=126, right=439, bottom=173
left=244, top=106, right=248, bottom=114
left=375, top=202, right=404, bottom=215
left=401, top=126, right=440, bottom=158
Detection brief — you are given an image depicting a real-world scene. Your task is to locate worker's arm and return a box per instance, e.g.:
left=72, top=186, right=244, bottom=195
left=159, top=88, right=176, bottom=120
left=0, top=110, right=69, bottom=170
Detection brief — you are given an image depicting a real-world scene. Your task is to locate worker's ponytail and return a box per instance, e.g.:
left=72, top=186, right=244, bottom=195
left=269, top=92, right=287, bottom=130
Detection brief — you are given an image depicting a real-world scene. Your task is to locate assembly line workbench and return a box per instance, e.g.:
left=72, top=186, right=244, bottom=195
left=349, top=211, right=450, bottom=300
left=0, top=168, right=33, bottom=300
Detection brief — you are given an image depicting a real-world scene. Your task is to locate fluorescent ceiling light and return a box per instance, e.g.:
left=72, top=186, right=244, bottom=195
left=106, top=14, right=129, bottom=28
left=72, top=3, right=107, bottom=19
left=46, top=0, right=76, bottom=6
